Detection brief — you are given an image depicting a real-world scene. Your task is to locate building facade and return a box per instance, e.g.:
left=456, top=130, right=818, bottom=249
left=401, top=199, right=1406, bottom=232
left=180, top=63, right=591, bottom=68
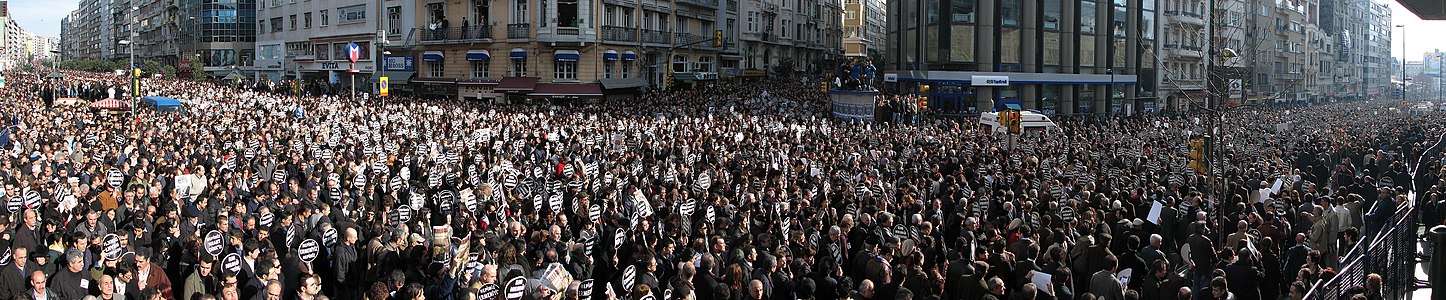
left=1158, top=0, right=1206, bottom=112
left=60, top=0, right=115, bottom=62
left=253, top=0, right=398, bottom=88
left=843, top=0, right=886, bottom=58
left=389, top=0, right=840, bottom=101
left=883, top=0, right=1159, bottom=116
left=180, top=0, right=258, bottom=75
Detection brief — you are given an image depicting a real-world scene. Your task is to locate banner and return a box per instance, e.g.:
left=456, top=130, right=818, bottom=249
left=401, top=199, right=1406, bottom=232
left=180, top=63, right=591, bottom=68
left=1424, top=52, right=1441, bottom=75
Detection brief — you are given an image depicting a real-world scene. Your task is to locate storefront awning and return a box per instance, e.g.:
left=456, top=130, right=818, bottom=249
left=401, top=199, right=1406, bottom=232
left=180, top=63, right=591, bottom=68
left=422, top=51, right=444, bottom=62
left=466, top=50, right=491, bottom=61
left=598, top=78, right=647, bottom=89
left=529, top=83, right=604, bottom=97
left=371, top=71, right=416, bottom=85
left=622, top=51, right=637, bottom=61
left=554, top=50, right=580, bottom=62
left=603, top=50, right=620, bottom=61
left=510, top=48, right=527, bottom=60
left=496, top=77, right=541, bottom=92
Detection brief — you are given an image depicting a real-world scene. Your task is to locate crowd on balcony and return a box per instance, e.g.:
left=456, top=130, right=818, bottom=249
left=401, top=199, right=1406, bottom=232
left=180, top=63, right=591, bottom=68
left=0, top=67, right=1437, bottom=300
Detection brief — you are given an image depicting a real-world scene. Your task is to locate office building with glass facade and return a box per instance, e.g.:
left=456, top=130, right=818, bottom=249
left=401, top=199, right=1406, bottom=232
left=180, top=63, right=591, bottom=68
left=883, top=0, right=1159, bottom=116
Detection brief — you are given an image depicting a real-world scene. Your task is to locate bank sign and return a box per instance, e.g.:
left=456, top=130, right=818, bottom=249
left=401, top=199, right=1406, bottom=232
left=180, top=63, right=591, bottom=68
left=385, top=56, right=416, bottom=72
left=972, top=76, right=1010, bottom=86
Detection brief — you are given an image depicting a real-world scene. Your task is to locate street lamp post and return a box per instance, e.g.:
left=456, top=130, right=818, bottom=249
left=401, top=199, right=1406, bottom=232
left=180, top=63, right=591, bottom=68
left=119, top=39, right=136, bottom=118
left=1107, top=68, right=1115, bottom=116
left=1397, top=25, right=1406, bottom=102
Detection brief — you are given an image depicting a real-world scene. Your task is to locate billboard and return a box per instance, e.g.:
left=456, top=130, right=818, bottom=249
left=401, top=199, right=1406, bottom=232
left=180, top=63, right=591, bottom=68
left=1424, top=52, right=1441, bottom=75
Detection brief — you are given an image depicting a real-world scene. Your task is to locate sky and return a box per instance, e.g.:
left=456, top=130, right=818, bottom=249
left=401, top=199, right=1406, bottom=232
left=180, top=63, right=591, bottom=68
left=9, top=0, right=79, bottom=38
left=1391, top=2, right=1446, bottom=62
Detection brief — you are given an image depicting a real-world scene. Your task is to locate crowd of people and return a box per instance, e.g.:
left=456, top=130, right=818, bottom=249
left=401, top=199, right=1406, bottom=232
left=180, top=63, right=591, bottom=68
left=0, top=67, right=1440, bottom=300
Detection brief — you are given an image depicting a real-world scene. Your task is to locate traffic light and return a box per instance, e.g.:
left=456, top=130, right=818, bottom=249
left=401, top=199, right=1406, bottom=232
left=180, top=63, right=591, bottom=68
left=1001, top=110, right=1021, bottom=133
left=1188, top=137, right=1209, bottom=174
left=821, top=82, right=829, bottom=92
left=715, top=30, right=724, bottom=47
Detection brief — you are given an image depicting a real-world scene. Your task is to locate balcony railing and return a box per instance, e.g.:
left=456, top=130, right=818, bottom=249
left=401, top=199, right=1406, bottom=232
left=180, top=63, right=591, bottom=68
left=508, top=23, right=531, bottom=39
left=642, top=29, right=672, bottom=44
left=675, top=33, right=705, bottom=46
left=602, top=26, right=638, bottom=43
left=556, top=27, right=581, bottom=35
left=675, top=0, right=716, bottom=8
left=419, top=25, right=495, bottom=43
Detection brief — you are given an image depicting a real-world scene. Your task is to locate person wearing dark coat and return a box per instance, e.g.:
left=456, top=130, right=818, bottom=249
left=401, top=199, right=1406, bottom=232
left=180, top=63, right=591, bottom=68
left=1223, top=250, right=1264, bottom=300
left=0, top=247, right=31, bottom=300
left=48, top=251, right=89, bottom=300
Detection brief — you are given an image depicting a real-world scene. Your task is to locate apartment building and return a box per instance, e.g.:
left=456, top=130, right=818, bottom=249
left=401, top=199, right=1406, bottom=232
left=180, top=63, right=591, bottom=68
left=843, top=0, right=886, bottom=58
left=1158, top=0, right=1206, bottom=112
left=253, top=0, right=403, bottom=89
left=60, top=0, right=115, bottom=62
left=389, top=0, right=839, bottom=101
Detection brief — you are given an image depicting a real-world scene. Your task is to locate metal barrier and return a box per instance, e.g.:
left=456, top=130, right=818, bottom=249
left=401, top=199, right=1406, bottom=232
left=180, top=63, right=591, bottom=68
left=1303, top=129, right=1446, bottom=300
left=1303, top=201, right=1417, bottom=300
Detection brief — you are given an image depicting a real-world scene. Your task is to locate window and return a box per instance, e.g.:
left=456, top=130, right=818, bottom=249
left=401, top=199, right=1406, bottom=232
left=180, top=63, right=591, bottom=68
left=513, top=0, right=529, bottom=23
left=558, top=0, right=579, bottom=27
left=428, top=60, right=445, bottom=77
left=304, top=12, right=312, bottom=28
left=339, top=5, right=367, bottom=24
left=1001, top=0, right=1018, bottom=27
left=604, top=61, right=614, bottom=78
left=621, top=60, right=631, bottom=78
left=388, top=7, right=401, bottom=34
left=270, top=17, right=283, bottom=33
left=747, top=11, right=757, bottom=32
left=1112, top=5, right=1125, bottom=37
left=696, top=56, right=713, bottom=72
left=1042, top=0, right=1059, bottom=29
left=356, top=42, right=371, bottom=60
left=672, top=55, right=688, bottom=72
left=320, top=10, right=329, bottom=26
left=333, top=43, right=348, bottom=61
left=473, top=61, right=489, bottom=78
left=316, top=43, right=330, bottom=60
left=781, top=20, right=788, bottom=37
left=290, top=15, right=297, bottom=30
left=285, top=42, right=312, bottom=56
left=511, top=58, right=528, bottom=76
left=1080, top=1, right=1096, bottom=34
left=555, top=61, right=578, bottom=80
left=473, top=1, right=490, bottom=24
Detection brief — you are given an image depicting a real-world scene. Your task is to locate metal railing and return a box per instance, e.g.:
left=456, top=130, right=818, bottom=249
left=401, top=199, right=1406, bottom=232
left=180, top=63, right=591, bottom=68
left=642, top=29, right=672, bottom=44
left=419, top=25, right=494, bottom=42
left=602, top=26, right=638, bottom=43
left=1302, top=130, right=1446, bottom=300
left=508, top=23, right=531, bottom=39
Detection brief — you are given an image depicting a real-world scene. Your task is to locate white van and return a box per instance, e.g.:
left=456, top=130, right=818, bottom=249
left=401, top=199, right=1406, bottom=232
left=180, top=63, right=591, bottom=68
left=980, top=111, right=1061, bottom=133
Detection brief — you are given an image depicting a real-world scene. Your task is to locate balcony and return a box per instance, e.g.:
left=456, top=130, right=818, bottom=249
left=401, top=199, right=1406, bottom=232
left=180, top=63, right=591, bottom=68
left=602, top=26, right=638, bottom=44
left=642, top=29, right=672, bottom=45
left=538, top=27, right=590, bottom=44
left=1163, top=11, right=1205, bottom=27
left=508, top=24, right=531, bottom=40
left=675, top=0, right=717, bottom=8
left=1164, top=44, right=1203, bottom=59
left=675, top=33, right=704, bottom=47
left=418, top=25, right=495, bottom=44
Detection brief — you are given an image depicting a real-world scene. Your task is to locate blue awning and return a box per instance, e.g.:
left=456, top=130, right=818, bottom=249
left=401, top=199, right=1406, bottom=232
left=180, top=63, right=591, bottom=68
left=422, top=51, right=444, bottom=62
left=554, top=50, right=580, bottom=62
left=510, top=48, right=527, bottom=60
left=603, top=50, right=620, bottom=61
left=622, top=51, right=637, bottom=61
left=466, top=50, right=491, bottom=61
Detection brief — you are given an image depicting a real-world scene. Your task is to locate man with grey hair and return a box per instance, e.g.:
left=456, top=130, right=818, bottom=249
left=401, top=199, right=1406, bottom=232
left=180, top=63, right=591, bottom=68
left=51, top=251, right=89, bottom=300
left=1140, top=234, right=1166, bottom=268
